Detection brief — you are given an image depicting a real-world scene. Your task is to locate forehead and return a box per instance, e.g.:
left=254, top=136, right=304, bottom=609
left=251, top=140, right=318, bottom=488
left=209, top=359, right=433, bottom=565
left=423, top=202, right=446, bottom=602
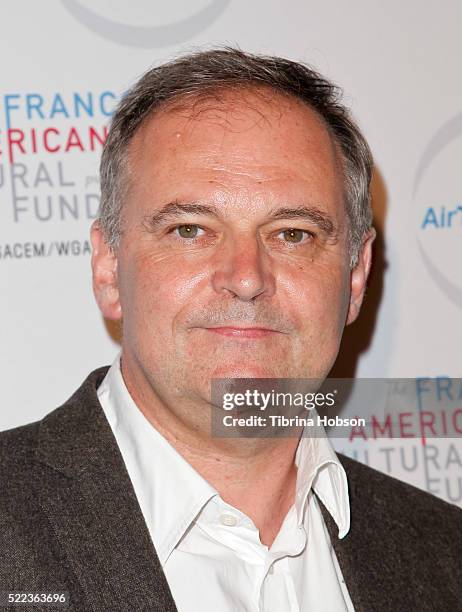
left=127, top=86, right=344, bottom=209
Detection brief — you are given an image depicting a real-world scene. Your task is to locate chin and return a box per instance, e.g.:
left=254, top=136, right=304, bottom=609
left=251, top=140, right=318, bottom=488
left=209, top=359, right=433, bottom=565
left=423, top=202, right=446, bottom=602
left=209, top=363, right=280, bottom=380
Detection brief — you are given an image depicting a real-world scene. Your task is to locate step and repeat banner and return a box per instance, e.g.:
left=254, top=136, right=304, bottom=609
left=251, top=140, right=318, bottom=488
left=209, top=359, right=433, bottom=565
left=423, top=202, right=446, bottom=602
left=1, top=0, right=461, bottom=506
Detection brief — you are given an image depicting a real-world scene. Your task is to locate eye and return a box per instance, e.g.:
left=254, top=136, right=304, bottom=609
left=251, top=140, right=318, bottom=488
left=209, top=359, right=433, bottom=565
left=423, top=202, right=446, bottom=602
left=173, top=224, right=204, bottom=239
left=279, top=228, right=313, bottom=243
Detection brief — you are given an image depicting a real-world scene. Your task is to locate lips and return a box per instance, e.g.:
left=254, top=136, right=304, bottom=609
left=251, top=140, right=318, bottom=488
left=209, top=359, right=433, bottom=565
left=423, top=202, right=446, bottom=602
left=204, top=326, right=281, bottom=338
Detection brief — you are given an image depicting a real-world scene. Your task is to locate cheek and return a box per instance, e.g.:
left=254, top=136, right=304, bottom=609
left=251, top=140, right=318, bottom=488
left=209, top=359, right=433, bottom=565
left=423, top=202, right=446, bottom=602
left=117, top=250, right=209, bottom=332
left=280, top=263, right=350, bottom=332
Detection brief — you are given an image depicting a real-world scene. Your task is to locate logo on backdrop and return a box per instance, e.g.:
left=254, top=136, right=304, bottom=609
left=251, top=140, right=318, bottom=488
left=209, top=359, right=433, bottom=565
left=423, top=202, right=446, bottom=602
left=61, top=0, right=231, bottom=47
left=414, top=111, right=462, bottom=309
left=337, top=376, right=462, bottom=506
left=0, top=90, right=116, bottom=259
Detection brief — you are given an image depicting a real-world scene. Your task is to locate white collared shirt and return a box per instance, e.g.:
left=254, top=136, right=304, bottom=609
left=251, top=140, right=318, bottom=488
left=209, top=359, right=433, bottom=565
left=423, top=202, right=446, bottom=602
left=97, top=354, right=355, bottom=611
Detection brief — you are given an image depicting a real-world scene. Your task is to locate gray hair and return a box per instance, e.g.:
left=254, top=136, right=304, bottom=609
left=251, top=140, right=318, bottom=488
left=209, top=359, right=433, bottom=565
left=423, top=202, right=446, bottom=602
left=99, top=46, right=373, bottom=267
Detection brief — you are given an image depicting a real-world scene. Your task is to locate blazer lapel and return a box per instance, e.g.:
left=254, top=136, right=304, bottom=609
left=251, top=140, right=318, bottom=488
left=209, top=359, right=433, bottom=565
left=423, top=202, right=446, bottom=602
left=317, top=492, right=374, bottom=612
left=34, top=367, right=178, bottom=612
left=317, top=456, right=395, bottom=612
left=318, top=453, right=429, bottom=612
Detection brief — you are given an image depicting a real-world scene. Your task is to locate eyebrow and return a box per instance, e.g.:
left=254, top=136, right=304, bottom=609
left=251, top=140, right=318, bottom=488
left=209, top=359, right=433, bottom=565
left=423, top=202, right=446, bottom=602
left=267, top=206, right=337, bottom=237
left=143, top=201, right=338, bottom=238
left=144, top=202, right=221, bottom=230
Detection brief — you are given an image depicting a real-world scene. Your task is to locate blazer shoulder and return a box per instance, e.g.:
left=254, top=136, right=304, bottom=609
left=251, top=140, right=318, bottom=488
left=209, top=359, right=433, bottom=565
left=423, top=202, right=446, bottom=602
left=338, top=452, right=462, bottom=530
left=0, top=420, right=41, bottom=466
left=0, top=421, right=44, bottom=533
left=0, top=366, right=110, bottom=479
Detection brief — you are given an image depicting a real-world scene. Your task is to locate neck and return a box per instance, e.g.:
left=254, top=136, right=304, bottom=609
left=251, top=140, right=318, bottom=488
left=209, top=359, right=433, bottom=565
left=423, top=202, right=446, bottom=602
left=121, top=356, right=300, bottom=547
left=177, top=435, right=299, bottom=547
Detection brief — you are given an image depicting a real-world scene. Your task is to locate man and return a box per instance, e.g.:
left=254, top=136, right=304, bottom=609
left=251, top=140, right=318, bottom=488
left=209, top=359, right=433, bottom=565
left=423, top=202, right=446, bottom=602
left=1, top=48, right=460, bottom=612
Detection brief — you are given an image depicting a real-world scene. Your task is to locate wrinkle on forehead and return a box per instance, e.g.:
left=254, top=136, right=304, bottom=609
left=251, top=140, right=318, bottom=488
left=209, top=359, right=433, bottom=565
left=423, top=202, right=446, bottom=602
left=126, top=85, right=348, bottom=228
left=167, top=88, right=345, bottom=188
left=150, top=85, right=287, bottom=132
left=131, top=85, right=339, bottom=158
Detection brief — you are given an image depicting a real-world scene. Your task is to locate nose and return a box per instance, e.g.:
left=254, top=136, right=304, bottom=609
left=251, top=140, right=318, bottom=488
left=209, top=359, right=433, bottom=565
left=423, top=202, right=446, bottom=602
left=211, top=234, right=276, bottom=301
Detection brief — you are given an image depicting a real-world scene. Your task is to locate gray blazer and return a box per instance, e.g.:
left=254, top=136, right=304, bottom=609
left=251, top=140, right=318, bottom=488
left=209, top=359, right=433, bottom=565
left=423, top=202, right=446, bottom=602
left=1, top=367, right=461, bottom=612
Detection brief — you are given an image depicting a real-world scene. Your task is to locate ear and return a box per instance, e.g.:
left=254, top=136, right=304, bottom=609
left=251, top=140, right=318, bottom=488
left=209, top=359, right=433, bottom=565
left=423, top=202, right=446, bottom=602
left=90, top=220, right=122, bottom=321
left=346, top=228, right=376, bottom=326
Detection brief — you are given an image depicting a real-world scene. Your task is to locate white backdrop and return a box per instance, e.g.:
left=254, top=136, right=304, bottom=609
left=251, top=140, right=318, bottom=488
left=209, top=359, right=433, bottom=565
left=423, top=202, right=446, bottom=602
left=1, top=0, right=460, bottom=506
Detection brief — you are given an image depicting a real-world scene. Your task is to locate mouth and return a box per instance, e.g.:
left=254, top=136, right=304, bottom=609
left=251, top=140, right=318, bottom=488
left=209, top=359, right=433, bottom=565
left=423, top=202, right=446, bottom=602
left=203, top=326, right=283, bottom=339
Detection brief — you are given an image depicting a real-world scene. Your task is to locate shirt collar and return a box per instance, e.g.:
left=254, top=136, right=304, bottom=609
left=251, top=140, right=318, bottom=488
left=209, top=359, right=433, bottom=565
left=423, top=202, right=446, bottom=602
left=98, top=354, right=350, bottom=568
left=295, top=423, right=350, bottom=538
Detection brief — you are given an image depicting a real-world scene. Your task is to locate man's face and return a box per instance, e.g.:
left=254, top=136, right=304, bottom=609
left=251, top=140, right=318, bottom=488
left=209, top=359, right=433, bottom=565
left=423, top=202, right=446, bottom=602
left=92, top=88, right=373, bottom=412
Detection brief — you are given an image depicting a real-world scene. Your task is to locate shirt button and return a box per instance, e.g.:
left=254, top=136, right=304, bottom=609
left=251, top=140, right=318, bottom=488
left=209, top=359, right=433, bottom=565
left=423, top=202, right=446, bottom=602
left=268, top=564, right=275, bottom=575
left=219, top=513, right=238, bottom=527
